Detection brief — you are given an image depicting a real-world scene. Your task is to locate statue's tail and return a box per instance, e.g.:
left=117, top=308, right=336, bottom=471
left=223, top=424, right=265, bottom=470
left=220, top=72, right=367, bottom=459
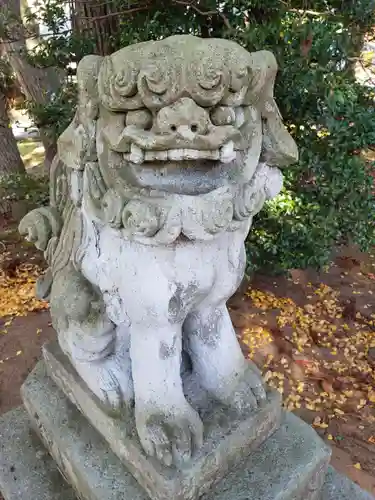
left=18, top=155, right=72, bottom=300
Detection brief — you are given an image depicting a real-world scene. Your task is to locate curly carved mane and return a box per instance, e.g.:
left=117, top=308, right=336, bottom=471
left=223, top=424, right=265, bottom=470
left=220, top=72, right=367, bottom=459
left=19, top=55, right=105, bottom=299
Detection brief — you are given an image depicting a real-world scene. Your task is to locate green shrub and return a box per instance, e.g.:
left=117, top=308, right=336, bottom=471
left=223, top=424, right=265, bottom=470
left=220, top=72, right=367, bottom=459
left=26, top=81, right=77, bottom=142
left=241, top=11, right=375, bottom=272
left=0, top=173, right=50, bottom=216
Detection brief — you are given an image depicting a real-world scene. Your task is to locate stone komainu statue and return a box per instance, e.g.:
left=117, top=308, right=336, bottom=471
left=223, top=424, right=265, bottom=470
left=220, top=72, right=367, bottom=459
left=19, top=35, right=298, bottom=468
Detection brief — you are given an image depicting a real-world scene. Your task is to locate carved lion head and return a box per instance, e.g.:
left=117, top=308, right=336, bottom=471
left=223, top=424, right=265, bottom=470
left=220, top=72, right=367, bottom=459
left=53, top=36, right=297, bottom=243
left=92, top=35, right=297, bottom=196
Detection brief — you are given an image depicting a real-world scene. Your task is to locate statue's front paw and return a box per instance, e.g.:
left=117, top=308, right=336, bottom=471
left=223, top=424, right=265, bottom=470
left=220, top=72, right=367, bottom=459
left=230, top=365, right=267, bottom=414
left=136, top=401, right=203, bottom=467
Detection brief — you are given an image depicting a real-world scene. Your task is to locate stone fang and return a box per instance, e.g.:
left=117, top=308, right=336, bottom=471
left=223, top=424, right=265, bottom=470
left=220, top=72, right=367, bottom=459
left=130, top=143, right=144, bottom=164
left=220, top=141, right=236, bottom=163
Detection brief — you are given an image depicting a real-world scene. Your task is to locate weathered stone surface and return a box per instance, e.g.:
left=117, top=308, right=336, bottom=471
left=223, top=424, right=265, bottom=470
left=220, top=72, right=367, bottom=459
left=42, top=344, right=282, bottom=500
left=2, top=368, right=373, bottom=500
left=202, top=412, right=331, bottom=500
left=21, top=363, right=148, bottom=500
left=11, top=33, right=374, bottom=500
left=322, top=467, right=374, bottom=500
left=18, top=35, right=298, bottom=472
left=0, top=407, right=76, bottom=500
left=19, top=360, right=372, bottom=500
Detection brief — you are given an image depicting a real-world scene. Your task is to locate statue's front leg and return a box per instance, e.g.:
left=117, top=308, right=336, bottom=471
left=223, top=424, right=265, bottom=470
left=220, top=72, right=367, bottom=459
left=184, top=303, right=266, bottom=414
left=130, top=319, right=203, bottom=467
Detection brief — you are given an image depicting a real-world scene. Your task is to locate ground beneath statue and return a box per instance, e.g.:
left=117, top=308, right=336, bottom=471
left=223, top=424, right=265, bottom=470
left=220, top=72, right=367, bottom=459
left=0, top=226, right=374, bottom=497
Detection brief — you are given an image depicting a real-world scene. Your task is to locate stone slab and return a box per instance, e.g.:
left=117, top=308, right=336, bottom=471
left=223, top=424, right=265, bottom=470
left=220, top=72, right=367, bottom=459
left=42, top=341, right=282, bottom=500
left=322, top=467, right=374, bottom=500
left=1, top=388, right=373, bottom=500
left=0, top=407, right=76, bottom=500
left=19, top=360, right=346, bottom=500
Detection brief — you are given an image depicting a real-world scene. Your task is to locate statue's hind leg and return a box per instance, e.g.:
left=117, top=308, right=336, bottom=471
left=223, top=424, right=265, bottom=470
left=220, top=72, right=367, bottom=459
left=184, top=303, right=266, bottom=414
left=184, top=242, right=266, bottom=415
left=50, top=265, right=134, bottom=410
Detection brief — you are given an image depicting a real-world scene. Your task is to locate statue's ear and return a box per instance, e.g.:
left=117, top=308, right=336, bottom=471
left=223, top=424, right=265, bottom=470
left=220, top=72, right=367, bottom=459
left=57, top=55, right=103, bottom=171
left=246, top=50, right=298, bottom=167
left=76, top=55, right=104, bottom=123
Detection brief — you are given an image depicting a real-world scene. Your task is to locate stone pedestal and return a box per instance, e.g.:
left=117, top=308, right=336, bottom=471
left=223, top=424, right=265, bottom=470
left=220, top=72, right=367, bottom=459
left=1, top=361, right=374, bottom=500
left=42, top=341, right=282, bottom=500
left=23, top=362, right=331, bottom=500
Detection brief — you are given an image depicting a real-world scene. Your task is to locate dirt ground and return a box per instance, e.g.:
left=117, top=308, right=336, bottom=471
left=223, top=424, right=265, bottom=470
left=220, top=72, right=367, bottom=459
left=0, top=228, right=375, bottom=495
left=229, top=248, right=375, bottom=494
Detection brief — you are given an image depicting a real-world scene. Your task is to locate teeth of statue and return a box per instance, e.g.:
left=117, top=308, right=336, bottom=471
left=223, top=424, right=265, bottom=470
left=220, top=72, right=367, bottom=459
left=130, top=144, right=144, bottom=164
left=135, top=149, right=221, bottom=162
left=183, top=149, right=200, bottom=160
left=168, top=149, right=185, bottom=160
left=144, top=151, right=156, bottom=161
left=144, top=151, right=169, bottom=161
left=220, top=141, right=236, bottom=164
left=154, top=151, right=168, bottom=161
left=200, top=150, right=220, bottom=160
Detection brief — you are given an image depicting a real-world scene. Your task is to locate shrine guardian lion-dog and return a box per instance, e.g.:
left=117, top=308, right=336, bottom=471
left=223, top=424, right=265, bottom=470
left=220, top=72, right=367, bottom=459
left=19, top=35, right=298, bottom=468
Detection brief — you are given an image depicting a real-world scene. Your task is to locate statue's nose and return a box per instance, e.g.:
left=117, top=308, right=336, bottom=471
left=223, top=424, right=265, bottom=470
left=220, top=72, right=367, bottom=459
left=175, top=124, right=199, bottom=140
left=156, top=98, right=210, bottom=137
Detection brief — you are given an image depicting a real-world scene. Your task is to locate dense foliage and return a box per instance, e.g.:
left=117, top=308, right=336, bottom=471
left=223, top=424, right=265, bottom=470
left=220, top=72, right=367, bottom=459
left=23, top=0, right=375, bottom=272
left=0, top=172, right=49, bottom=216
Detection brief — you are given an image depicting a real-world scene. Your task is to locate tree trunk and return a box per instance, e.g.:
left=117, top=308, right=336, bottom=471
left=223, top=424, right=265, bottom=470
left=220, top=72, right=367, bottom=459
left=70, top=0, right=120, bottom=55
left=0, top=91, right=25, bottom=175
left=0, top=0, right=62, bottom=168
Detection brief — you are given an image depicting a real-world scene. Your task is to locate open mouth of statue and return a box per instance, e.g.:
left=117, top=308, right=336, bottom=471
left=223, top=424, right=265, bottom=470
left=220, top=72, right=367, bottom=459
left=123, top=140, right=237, bottom=165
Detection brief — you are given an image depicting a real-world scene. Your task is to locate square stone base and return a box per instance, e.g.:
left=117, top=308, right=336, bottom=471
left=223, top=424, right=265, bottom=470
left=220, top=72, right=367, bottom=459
left=42, top=341, right=282, bottom=500
left=17, top=362, right=339, bottom=500
left=0, top=368, right=373, bottom=500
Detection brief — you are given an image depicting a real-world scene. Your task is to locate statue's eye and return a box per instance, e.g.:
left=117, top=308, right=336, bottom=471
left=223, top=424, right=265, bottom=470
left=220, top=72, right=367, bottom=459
left=126, top=110, right=153, bottom=130
left=210, top=106, right=235, bottom=126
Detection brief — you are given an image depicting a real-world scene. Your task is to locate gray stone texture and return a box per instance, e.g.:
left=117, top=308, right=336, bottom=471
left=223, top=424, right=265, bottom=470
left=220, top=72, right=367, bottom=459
left=322, top=467, right=374, bottom=500
left=42, top=342, right=282, bottom=500
left=11, top=33, right=375, bottom=500
left=1, top=371, right=373, bottom=500
left=0, top=407, right=76, bottom=500
left=201, top=412, right=331, bottom=500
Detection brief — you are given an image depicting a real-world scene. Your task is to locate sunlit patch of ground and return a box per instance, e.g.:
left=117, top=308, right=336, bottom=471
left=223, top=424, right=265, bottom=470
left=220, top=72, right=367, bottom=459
left=0, top=230, right=48, bottom=319
left=230, top=249, right=375, bottom=488
left=0, top=263, right=49, bottom=319
left=17, top=138, right=45, bottom=169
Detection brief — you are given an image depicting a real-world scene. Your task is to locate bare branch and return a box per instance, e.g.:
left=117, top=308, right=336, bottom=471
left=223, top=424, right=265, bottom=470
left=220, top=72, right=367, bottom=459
left=77, top=3, right=150, bottom=21
left=171, top=0, right=217, bottom=16
left=288, top=8, right=332, bottom=16
left=171, top=0, right=231, bottom=29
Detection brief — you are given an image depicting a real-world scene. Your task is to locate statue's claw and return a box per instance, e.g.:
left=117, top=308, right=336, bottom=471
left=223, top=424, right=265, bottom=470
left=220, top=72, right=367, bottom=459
left=136, top=402, right=203, bottom=467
